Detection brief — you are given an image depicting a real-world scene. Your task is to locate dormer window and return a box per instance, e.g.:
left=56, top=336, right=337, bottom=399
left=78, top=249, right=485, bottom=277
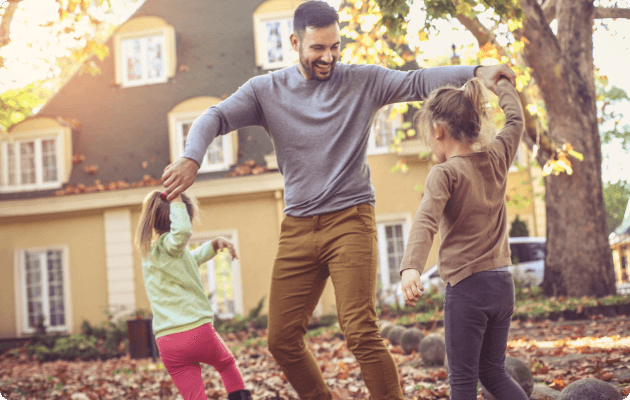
left=122, top=34, right=166, bottom=86
left=0, top=118, right=72, bottom=193
left=253, top=0, right=304, bottom=70
left=113, top=16, right=176, bottom=88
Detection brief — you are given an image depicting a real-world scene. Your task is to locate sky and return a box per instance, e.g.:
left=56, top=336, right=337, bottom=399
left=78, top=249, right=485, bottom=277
left=1, top=0, right=628, bottom=182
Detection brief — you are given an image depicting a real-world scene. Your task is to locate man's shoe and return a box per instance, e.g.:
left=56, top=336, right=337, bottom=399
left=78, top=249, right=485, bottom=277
left=227, top=389, right=252, bottom=400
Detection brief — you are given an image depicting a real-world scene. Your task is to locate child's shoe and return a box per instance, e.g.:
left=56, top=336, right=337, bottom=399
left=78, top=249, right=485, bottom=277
left=227, top=389, right=252, bottom=400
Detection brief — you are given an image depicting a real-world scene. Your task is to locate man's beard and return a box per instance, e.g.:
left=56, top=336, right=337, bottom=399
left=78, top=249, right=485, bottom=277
left=299, top=53, right=336, bottom=81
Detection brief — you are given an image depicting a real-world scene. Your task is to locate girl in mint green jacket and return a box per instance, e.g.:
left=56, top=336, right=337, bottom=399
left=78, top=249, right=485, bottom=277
left=135, top=190, right=251, bottom=400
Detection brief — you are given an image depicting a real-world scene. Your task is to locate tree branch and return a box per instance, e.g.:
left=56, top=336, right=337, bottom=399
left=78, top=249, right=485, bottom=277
left=0, top=0, right=21, bottom=48
left=594, top=6, right=630, bottom=19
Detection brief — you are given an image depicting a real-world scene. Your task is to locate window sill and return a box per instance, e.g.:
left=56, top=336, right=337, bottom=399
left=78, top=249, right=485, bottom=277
left=1, top=182, right=62, bottom=193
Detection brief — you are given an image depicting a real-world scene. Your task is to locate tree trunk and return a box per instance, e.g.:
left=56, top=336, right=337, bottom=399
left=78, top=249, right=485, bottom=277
left=521, top=0, right=616, bottom=297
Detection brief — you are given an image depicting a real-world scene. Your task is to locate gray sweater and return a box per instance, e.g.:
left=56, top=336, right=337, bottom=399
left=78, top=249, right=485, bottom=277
left=183, top=63, right=476, bottom=217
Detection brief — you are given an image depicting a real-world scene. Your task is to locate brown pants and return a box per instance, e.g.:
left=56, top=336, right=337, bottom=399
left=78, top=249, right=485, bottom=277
left=267, top=204, right=404, bottom=400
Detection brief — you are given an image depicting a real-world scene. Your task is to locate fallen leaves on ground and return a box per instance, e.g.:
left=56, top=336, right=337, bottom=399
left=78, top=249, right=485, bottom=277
left=1, top=316, right=630, bottom=399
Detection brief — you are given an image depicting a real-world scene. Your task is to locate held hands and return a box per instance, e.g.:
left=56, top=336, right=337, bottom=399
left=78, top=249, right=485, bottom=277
left=161, top=158, right=200, bottom=201
left=401, top=269, right=425, bottom=307
left=474, top=64, right=516, bottom=95
left=211, top=237, right=239, bottom=261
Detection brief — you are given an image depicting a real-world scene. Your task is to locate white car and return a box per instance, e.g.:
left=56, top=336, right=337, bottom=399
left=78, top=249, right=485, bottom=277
left=418, top=237, right=546, bottom=295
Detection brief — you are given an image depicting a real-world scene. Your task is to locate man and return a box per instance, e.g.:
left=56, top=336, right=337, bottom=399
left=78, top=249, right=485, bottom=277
left=162, top=2, right=516, bottom=399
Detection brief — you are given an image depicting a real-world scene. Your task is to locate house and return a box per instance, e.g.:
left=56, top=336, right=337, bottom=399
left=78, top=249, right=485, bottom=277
left=610, top=198, right=630, bottom=294
left=0, top=0, right=544, bottom=342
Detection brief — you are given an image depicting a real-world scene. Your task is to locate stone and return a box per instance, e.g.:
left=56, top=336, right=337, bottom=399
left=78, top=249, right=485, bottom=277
left=530, top=383, right=561, bottom=400
left=556, top=378, right=622, bottom=400
left=379, top=322, right=394, bottom=339
left=400, top=327, right=424, bottom=355
left=481, top=356, right=534, bottom=399
left=419, top=334, right=446, bottom=366
left=387, top=326, right=406, bottom=346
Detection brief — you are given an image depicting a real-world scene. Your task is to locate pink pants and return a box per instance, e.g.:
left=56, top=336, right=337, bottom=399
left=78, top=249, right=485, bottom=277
left=156, top=323, right=245, bottom=400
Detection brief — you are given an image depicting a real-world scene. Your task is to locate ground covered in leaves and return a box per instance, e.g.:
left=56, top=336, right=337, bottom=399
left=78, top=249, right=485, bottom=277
left=1, top=316, right=630, bottom=400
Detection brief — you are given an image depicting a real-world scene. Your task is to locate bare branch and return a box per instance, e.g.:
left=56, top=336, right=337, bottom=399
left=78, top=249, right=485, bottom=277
left=456, top=14, right=496, bottom=46
left=594, top=6, right=630, bottom=19
left=0, top=0, right=21, bottom=48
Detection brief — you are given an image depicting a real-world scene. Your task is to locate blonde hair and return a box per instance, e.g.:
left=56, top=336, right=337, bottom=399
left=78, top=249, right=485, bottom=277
left=134, top=190, right=199, bottom=256
left=413, top=78, right=493, bottom=150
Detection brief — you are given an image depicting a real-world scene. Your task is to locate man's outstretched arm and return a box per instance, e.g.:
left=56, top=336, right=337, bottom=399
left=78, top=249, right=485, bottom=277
left=161, top=79, right=264, bottom=201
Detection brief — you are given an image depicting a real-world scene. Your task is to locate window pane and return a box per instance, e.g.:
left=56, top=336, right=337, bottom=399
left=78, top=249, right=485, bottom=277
left=371, top=106, right=399, bottom=149
left=41, top=139, right=58, bottom=182
left=181, top=122, right=193, bottom=154
left=384, top=223, right=405, bottom=284
left=7, top=143, right=17, bottom=185
left=265, top=21, right=284, bottom=64
left=214, top=252, right=235, bottom=315
left=207, top=136, right=225, bottom=165
left=123, top=39, right=143, bottom=81
left=25, top=252, right=43, bottom=329
left=20, top=142, right=36, bottom=184
left=47, top=250, right=65, bottom=327
left=146, top=35, right=164, bottom=79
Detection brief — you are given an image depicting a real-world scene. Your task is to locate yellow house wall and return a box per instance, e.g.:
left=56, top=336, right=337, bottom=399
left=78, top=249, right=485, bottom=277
left=368, top=154, right=440, bottom=273
left=0, top=210, right=109, bottom=338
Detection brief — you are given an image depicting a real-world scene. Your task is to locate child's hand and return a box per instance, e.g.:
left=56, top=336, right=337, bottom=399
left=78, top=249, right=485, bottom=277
left=401, top=269, right=424, bottom=307
left=211, top=237, right=238, bottom=260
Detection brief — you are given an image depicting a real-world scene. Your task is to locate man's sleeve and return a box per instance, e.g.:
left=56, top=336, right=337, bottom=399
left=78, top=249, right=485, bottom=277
left=399, top=166, right=451, bottom=275
left=370, top=65, right=477, bottom=106
left=182, top=79, right=264, bottom=165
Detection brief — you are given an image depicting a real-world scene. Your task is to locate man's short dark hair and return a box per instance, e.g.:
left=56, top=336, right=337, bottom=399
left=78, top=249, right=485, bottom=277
left=293, top=1, right=339, bottom=38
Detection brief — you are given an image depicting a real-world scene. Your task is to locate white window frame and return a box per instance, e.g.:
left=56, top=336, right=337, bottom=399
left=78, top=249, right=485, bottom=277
left=253, top=10, right=297, bottom=70
left=117, top=28, right=170, bottom=88
left=14, top=245, right=72, bottom=336
left=171, top=111, right=237, bottom=173
left=0, top=134, right=63, bottom=193
left=368, top=105, right=404, bottom=155
left=375, top=214, right=412, bottom=304
left=189, top=230, right=243, bottom=319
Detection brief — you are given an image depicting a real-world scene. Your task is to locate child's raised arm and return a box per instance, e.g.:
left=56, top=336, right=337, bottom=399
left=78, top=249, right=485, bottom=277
left=190, top=237, right=238, bottom=267
left=488, top=78, right=525, bottom=171
left=161, top=201, right=193, bottom=257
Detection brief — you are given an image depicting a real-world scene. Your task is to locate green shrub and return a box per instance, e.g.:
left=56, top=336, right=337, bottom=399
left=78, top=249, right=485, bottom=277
left=308, top=313, right=338, bottom=330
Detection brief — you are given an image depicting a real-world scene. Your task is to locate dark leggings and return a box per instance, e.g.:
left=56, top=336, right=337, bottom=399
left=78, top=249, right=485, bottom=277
left=444, top=270, right=529, bottom=400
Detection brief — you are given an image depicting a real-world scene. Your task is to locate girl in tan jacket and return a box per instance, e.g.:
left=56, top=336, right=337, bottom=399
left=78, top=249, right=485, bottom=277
left=400, top=76, right=529, bottom=400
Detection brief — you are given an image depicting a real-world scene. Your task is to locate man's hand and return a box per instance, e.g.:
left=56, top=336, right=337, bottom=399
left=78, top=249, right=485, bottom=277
left=211, top=237, right=239, bottom=260
left=401, top=269, right=424, bottom=307
left=161, top=158, right=200, bottom=201
left=474, top=64, right=516, bottom=94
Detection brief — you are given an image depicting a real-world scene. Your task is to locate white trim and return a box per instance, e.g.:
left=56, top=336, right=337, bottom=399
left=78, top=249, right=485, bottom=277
left=0, top=172, right=285, bottom=218
left=14, top=245, right=72, bottom=337
left=253, top=10, right=297, bottom=70
left=104, top=209, right=136, bottom=313
left=189, top=229, right=243, bottom=318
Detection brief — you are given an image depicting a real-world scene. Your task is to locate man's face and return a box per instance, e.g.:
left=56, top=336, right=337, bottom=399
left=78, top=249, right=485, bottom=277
left=291, top=23, right=340, bottom=81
